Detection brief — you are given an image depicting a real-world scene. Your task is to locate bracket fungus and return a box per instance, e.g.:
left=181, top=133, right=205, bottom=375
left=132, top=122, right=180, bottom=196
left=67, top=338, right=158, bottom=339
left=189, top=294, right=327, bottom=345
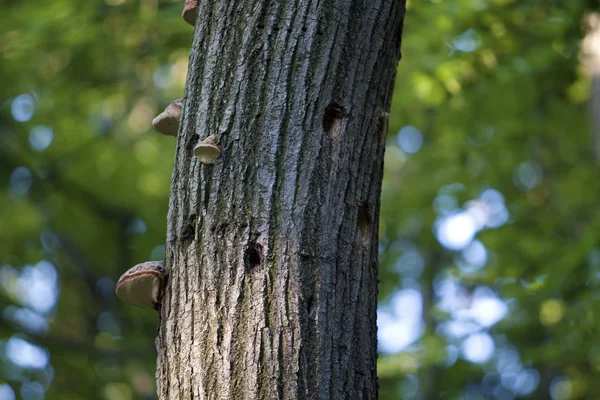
left=182, top=0, right=198, bottom=26
left=193, top=135, right=221, bottom=164
left=152, top=99, right=183, bottom=136
left=115, top=261, right=168, bottom=311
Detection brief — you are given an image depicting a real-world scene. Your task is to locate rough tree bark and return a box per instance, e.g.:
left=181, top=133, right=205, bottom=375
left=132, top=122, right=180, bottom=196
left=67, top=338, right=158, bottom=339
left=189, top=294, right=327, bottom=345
left=157, top=0, right=405, bottom=398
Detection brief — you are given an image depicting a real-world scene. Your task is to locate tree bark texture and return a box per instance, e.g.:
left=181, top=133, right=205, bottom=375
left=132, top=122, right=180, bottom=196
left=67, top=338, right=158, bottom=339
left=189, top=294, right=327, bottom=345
left=157, top=1, right=405, bottom=399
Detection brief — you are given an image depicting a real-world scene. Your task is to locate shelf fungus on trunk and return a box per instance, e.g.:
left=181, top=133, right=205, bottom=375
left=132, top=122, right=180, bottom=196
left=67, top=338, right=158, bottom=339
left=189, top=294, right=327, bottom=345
left=193, top=134, right=221, bottom=164
left=152, top=99, right=183, bottom=136
left=115, top=261, right=168, bottom=311
left=182, top=0, right=198, bottom=26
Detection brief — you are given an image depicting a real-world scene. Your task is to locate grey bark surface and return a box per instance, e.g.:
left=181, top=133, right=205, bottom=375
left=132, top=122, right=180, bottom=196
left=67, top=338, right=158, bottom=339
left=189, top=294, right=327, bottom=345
left=157, top=1, right=405, bottom=399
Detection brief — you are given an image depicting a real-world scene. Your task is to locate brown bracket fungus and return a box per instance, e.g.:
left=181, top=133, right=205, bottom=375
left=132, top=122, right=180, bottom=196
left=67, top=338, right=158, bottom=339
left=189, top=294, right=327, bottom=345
left=115, top=261, right=168, bottom=311
left=182, top=0, right=198, bottom=26
left=193, top=135, right=221, bottom=164
left=152, top=99, right=183, bottom=136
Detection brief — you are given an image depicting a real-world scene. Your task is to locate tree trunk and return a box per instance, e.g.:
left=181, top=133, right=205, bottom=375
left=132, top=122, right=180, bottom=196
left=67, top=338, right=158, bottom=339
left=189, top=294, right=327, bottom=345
left=156, top=1, right=405, bottom=398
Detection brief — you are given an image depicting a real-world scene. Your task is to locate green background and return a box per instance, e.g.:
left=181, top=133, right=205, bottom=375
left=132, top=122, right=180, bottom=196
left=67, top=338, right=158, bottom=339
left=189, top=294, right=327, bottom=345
left=1, top=0, right=598, bottom=399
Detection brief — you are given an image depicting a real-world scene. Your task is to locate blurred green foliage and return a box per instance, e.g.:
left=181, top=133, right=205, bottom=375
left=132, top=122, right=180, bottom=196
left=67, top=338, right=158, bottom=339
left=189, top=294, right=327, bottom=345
left=0, top=0, right=599, bottom=399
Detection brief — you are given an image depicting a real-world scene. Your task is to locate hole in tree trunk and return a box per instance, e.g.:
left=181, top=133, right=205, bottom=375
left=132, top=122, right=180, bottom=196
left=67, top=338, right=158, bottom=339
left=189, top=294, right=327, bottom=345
left=357, top=204, right=371, bottom=245
left=307, top=295, right=317, bottom=317
left=322, top=102, right=346, bottom=137
left=182, top=214, right=197, bottom=244
left=216, top=323, right=223, bottom=347
left=244, top=242, right=263, bottom=270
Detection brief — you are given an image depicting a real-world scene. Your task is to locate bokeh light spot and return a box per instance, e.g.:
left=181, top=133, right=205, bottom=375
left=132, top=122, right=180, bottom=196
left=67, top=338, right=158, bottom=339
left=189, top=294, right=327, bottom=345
left=125, top=217, right=147, bottom=235
left=15, top=261, right=59, bottom=314
left=153, top=65, right=176, bottom=88
left=6, top=337, right=49, bottom=369
left=540, top=299, right=565, bottom=326
left=29, top=125, right=54, bottom=152
left=479, top=188, right=509, bottom=228
left=378, top=289, right=423, bottom=353
left=433, top=194, right=458, bottom=215
left=97, top=311, right=122, bottom=336
left=450, top=29, right=481, bottom=53
left=11, top=94, right=35, bottom=122
left=10, top=166, right=32, bottom=197
left=2, top=306, right=49, bottom=335
left=514, top=368, right=540, bottom=396
left=435, top=212, right=477, bottom=250
left=40, top=230, right=61, bottom=252
left=513, top=161, right=542, bottom=191
left=457, top=240, right=488, bottom=272
left=394, top=246, right=424, bottom=279
left=549, top=376, right=572, bottom=400
left=0, top=384, right=15, bottom=400
left=150, top=244, right=165, bottom=260
left=127, top=99, right=155, bottom=134
left=467, top=287, right=507, bottom=327
left=396, top=126, right=423, bottom=154
left=461, top=333, right=495, bottom=364
left=20, top=381, right=44, bottom=400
